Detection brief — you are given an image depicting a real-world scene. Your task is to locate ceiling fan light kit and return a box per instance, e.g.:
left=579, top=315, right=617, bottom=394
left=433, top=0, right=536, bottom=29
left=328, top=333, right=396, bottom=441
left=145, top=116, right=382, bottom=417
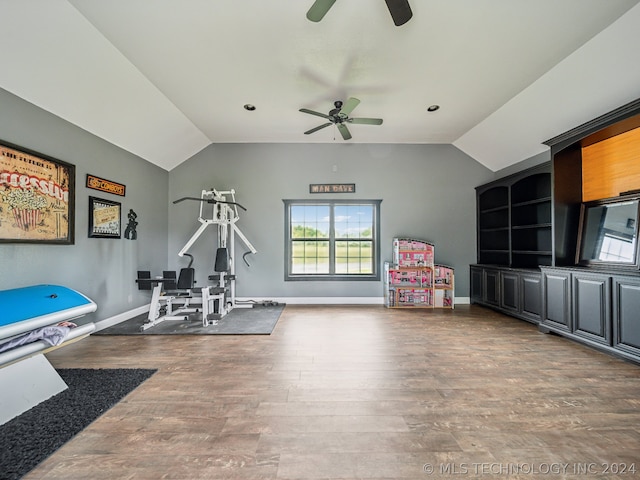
left=299, top=97, right=383, bottom=141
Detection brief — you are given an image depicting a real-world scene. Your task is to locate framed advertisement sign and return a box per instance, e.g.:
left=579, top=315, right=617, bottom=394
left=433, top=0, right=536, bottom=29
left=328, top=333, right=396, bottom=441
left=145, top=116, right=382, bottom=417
left=0, top=141, right=75, bottom=244
left=86, top=174, right=125, bottom=197
left=88, top=196, right=121, bottom=239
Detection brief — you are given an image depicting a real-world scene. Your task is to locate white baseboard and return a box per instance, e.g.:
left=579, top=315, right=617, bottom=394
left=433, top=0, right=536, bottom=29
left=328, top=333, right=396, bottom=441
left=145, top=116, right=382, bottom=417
left=236, top=297, right=384, bottom=305
left=95, top=305, right=148, bottom=331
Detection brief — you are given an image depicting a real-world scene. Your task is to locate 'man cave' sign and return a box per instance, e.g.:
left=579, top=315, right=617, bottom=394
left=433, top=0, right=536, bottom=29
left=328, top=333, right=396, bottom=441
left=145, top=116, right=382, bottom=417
left=309, top=183, right=356, bottom=194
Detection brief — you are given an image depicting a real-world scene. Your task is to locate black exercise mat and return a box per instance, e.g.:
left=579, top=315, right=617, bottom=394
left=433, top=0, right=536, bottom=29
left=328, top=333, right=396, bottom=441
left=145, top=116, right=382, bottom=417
left=95, top=304, right=284, bottom=335
left=0, top=368, right=156, bottom=480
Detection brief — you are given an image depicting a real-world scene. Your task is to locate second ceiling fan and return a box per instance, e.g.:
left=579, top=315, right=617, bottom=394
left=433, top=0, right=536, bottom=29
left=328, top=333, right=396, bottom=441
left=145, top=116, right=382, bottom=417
left=306, top=0, right=413, bottom=27
left=299, top=97, right=383, bottom=141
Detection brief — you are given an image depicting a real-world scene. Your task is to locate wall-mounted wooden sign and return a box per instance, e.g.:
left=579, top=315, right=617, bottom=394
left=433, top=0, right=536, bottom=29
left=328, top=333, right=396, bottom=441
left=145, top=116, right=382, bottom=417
left=86, top=174, right=126, bottom=197
left=310, top=183, right=356, bottom=194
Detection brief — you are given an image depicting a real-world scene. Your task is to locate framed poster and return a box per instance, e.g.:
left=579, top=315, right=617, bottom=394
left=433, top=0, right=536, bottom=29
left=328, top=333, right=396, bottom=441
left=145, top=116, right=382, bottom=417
left=0, top=140, right=75, bottom=244
left=88, top=196, right=121, bottom=239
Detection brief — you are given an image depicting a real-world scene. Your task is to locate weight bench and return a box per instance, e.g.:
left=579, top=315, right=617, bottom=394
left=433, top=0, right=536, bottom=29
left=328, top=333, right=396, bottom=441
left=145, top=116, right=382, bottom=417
left=137, top=268, right=219, bottom=330
left=0, top=284, right=97, bottom=425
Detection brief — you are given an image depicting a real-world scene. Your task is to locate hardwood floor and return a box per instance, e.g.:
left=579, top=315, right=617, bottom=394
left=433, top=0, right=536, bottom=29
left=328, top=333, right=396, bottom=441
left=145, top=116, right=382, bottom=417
left=25, top=305, right=640, bottom=479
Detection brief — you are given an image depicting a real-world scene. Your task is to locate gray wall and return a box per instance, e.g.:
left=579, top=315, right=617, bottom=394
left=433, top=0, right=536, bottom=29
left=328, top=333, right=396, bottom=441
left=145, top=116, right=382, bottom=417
left=168, top=143, right=495, bottom=299
left=0, top=88, right=169, bottom=322
left=494, top=150, right=551, bottom=178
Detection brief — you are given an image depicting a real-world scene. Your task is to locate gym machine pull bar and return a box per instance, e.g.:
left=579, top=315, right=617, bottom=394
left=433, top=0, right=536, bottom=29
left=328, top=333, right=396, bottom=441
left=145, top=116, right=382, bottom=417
left=173, top=196, right=247, bottom=211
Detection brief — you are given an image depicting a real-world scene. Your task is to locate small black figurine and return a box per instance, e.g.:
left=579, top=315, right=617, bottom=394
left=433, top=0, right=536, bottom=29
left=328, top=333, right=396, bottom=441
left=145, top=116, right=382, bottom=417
left=124, top=209, right=138, bottom=240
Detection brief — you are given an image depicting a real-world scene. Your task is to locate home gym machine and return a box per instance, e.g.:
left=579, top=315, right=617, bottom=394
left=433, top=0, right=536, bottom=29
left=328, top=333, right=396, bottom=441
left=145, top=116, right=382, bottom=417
left=136, top=188, right=256, bottom=330
left=174, top=188, right=256, bottom=319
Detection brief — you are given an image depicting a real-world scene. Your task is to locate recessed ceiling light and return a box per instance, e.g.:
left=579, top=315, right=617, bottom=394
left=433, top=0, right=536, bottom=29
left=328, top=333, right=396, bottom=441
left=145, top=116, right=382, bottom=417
left=427, top=105, right=440, bottom=112
left=244, top=104, right=256, bottom=111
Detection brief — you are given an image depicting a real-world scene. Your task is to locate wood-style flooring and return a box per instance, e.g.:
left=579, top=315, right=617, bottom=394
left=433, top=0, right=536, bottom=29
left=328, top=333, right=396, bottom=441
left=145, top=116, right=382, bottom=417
left=25, top=305, right=640, bottom=479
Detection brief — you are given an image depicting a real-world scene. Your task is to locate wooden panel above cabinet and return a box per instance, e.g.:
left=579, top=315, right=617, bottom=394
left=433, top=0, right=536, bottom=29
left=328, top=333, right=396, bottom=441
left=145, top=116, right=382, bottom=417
left=582, top=125, right=640, bottom=202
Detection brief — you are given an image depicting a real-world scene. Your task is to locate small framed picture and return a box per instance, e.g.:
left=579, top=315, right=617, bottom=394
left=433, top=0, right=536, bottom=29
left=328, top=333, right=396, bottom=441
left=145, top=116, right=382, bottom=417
left=88, top=196, right=121, bottom=239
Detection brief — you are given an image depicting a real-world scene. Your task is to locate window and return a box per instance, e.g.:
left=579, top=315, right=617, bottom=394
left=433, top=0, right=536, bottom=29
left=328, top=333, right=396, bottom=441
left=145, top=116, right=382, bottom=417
left=284, top=199, right=381, bottom=281
left=598, top=233, right=636, bottom=262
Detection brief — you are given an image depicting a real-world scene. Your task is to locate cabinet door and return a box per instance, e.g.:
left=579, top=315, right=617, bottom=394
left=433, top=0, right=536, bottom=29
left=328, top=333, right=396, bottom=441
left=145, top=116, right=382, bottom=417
left=520, top=273, right=542, bottom=323
left=613, top=276, right=640, bottom=357
left=572, top=272, right=611, bottom=345
left=541, top=269, right=571, bottom=332
left=484, top=269, right=500, bottom=306
left=470, top=267, right=483, bottom=304
left=500, top=271, right=519, bottom=313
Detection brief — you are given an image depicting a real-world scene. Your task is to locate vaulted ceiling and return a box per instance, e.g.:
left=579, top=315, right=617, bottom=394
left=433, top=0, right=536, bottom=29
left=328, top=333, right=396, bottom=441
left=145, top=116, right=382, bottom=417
left=1, top=0, right=640, bottom=171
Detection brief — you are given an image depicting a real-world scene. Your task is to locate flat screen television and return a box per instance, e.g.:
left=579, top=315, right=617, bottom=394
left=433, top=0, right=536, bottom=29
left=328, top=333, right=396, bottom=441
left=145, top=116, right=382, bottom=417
left=576, top=194, right=640, bottom=269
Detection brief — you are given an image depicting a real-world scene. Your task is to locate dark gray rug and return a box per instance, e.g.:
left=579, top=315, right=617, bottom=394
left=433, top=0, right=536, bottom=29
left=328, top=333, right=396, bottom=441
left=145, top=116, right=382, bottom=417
left=95, top=304, right=284, bottom=335
left=0, top=368, right=156, bottom=480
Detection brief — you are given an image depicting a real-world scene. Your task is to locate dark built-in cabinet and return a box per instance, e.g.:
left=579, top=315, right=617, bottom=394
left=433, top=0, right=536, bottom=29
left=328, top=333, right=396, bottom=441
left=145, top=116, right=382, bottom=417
left=471, top=162, right=550, bottom=324
left=476, top=162, right=552, bottom=268
left=541, top=267, right=640, bottom=363
left=472, top=98, right=640, bottom=364
left=470, top=265, right=542, bottom=324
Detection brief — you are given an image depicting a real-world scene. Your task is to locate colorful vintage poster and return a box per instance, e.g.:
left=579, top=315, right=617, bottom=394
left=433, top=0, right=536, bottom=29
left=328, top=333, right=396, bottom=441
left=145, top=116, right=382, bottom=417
left=0, top=142, right=74, bottom=243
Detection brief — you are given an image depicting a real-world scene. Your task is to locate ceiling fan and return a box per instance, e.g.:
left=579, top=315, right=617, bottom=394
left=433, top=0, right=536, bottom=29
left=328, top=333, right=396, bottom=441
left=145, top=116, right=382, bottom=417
left=306, top=0, right=413, bottom=26
left=299, top=97, right=383, bottom=141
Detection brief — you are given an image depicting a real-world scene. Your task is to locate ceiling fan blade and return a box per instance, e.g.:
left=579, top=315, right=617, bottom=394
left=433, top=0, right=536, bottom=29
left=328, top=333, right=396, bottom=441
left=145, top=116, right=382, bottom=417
left=337, top=123, right=352, bottom=140
left=306, top=0, right=336, bottom=22
left=385, top=0, right=413, bottom=26
left=348, top=117, right=383, bottom=125
left=304, top=123, right=332, bottom=135
left=299, top=108, right=332, bottom=120
left=340, top=97, right=360, bottom=116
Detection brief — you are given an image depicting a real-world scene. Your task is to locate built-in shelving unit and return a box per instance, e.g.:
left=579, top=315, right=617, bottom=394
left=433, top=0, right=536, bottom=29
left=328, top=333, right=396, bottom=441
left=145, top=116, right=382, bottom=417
left=477, top=186, right=509, bottom=266
left=510, top=172, right=552, bottom=268
left=476, top=162, right=552, bottom=268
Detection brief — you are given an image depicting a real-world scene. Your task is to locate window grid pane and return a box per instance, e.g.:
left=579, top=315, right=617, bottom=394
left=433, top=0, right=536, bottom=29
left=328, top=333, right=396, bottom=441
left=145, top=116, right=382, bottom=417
left=291, top=205, right=330, bottom=239
left=291, top=240, right=330, bottom=274
left=335, top=239, right=373, bottom=274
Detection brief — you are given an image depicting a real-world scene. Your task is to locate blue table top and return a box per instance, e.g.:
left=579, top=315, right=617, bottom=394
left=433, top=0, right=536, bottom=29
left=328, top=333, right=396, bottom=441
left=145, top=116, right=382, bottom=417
left=0, top=284, right=93, bottom=327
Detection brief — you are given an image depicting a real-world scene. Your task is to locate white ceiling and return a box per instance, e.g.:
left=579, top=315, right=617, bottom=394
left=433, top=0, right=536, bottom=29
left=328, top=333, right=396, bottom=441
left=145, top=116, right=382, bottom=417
left=1, top=0, right=640, bottom=172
